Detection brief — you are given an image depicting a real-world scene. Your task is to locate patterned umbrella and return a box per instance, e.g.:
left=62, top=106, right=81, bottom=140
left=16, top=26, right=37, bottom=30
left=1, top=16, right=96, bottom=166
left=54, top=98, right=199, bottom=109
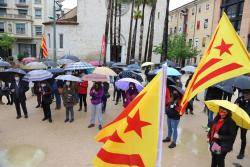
left=118, top=70, right=143, bottom=82
left=55, top=74, right=82, bottom=82
left=0, top=60, right=11, bottom=67
left=57, top=59, right=75, bottom=65
left=22, top=62, right=47, bottom=70
left=5, top=68, right=26, bottom=75
left=64, top=62, right=94, bottom=71
left=60, top=55, right=80, bottom=62
left=23, top=70, right=53, bottom=82
left=115, top=78, right=144, bottom=91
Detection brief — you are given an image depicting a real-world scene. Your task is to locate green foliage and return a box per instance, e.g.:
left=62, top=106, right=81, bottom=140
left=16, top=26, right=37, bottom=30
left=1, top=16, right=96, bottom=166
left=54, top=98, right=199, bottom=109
left=0, top=33, right=15, bottom=51
left=17, top=53, right=28, bottom=60
left=153, top=34, right=199, bottom=59
left=133, top=10, right=142, bottom=19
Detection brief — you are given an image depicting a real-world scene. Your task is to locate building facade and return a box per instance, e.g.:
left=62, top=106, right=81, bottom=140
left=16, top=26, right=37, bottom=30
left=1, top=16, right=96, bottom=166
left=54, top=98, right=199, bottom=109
left=44, top=0, right=167, bottom=63
left=0, top=0, right=54, bottom=59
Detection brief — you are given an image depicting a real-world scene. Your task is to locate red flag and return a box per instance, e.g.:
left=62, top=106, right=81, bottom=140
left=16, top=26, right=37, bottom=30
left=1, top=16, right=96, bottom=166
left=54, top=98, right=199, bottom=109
left=101, top=35, right=106, bottom=57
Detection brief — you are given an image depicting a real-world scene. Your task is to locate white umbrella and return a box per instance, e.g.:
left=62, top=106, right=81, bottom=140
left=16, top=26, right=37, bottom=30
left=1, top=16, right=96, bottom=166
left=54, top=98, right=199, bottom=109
left=93, top=67, right=117, bottom=76
left=64, top=62, right=94, bottom=71
left=115, top=78, right=144, bottom=91
left=57, top=59, right=75, bottom=65
left=55, top=74, right=82, bottom=82
left=23, top=70, right=53, bottom=82
left=182, top=65, right=196, bottom=73
left=22, top=62, right=47, bottom=70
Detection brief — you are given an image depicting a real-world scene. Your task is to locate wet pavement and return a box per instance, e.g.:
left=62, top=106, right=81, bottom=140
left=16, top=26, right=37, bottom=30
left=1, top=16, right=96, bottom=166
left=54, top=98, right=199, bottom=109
left=0, top=76, right=249, bottom=167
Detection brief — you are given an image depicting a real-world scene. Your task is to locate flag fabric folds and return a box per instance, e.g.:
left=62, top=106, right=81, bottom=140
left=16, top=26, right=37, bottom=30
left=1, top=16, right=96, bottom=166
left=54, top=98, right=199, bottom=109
left=41, top=36, right=48, bottom=58
left=94, top=71, right=165, bottom=167
left=180, top=13, right=250, bottom=115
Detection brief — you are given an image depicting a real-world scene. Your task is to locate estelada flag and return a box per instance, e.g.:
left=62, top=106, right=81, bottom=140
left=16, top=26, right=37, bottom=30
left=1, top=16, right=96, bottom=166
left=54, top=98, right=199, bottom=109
left=180, top=13, right=250, bottom=115
left=94, top=71, right=166, bottom=167
left=41, top=35, right=48, bottom=58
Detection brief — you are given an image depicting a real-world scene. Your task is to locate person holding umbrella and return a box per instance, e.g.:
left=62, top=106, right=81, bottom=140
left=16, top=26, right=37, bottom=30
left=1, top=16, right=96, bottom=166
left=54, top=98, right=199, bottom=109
left=124, top=82, right=139, bottom=107
left=62, top=81, right=78, bottom=123
left=234, top=89, right=250, bottom=159
left=207, top=107, right=237, bottom=167
left=102, top=82, right=110, bottom=113
left=40, top=81, right=53, bottom=123
left=10, top=74, right=29, bottom=119
left=77, top=80, right=88, bottom=112
left=88, top=82, right=104, bottom=130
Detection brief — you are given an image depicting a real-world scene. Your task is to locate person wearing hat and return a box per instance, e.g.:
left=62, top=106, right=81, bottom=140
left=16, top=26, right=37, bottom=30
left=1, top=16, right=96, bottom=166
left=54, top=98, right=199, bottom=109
left=10, top=74, right=29, bottom=119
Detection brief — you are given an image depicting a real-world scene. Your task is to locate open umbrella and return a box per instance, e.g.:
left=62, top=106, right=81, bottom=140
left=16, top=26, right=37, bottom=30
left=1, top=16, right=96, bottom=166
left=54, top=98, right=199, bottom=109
left=57, top=59, right=75, bottom=65
left=0, top=60, right=11, bottom=67
left=21, top=57, right=37, bottom=64
left=43, top=60, right=58, bottom=67
left=106, top=61, right=115, bottom=67
left=60, top=55, right=80, bottom=62
left=115, top=78, right=144, bottom=91
left=47, top=68, right=65, bottom=74
left=161, top=60, right=177, bottom=68
left=152, top=67, right=181, bottom=76
left=22, top=62, right=47, bottom=70
left=65, top=62, right=94, bottom=71
left=93, top=67, right=117, bottom=76
left=182, top=65, right=196, bottom=73
left=0, top=72, right=12, bottom=82
left=119, top=70, right=143, bottom=82
left=110, top=66, right=124, bottom=74
left=234, top=75, right=250, bottom=90
left=82, top=73, right=109, bottom=82
left=112, top=62, right=126, bottom=67
left=89, top=60, right=102, bottom=67
left=56, top=74, right=82, bottom=82
left=141, top=62, right=154, bottom=68
left=205, top=100, right=250, bottom=129
left=5, top=68, right=26, bottom=75
left=23, top=70, right=53, bottom=82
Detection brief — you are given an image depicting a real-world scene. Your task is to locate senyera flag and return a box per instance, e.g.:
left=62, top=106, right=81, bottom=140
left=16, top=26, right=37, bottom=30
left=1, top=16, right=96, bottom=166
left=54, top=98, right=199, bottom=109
left=180, top=13, right=250, bottom=115
left=40, top=35, right=48, bottom=58
left=94, top=69, right=166, bottom=167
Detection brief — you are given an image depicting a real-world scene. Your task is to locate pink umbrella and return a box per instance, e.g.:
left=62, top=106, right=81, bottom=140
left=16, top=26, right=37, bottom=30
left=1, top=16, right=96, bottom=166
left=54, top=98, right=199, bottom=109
left=21, top=57, right=37, bottom=64
left=89, top=60, right=102, bottom=67
left=82, top=73, right=108, bottom=82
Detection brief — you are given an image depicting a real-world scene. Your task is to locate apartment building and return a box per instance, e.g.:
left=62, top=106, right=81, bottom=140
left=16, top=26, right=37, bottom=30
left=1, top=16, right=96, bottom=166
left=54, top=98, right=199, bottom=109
left=0, top=0, right=53, bottom=59
left=168, top=0, right=215, bottom=65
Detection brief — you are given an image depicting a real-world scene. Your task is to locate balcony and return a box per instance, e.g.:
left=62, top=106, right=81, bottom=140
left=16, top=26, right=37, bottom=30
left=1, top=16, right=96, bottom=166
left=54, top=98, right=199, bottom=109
left=16, top=1, right=29, bottom=8
left=0, top=14, right=32, bottom=21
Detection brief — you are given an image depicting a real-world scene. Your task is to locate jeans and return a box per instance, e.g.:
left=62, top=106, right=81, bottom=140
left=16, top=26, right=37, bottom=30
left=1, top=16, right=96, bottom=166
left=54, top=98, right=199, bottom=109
left=207, top=109, right=214, bottom=127
left=66, top=107, right=74, bottom=120
left=90, top=103, right=103, bottom=125
left=167, top=117, right=180, bottom=144
left=211, top=153, right=227, bottom=167
left=55, top=93, right=61, bottom=107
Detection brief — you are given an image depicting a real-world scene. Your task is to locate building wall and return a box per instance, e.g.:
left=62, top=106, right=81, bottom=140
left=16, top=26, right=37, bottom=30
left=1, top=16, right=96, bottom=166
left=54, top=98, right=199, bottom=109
left=45, top=0, right=167, bottom=63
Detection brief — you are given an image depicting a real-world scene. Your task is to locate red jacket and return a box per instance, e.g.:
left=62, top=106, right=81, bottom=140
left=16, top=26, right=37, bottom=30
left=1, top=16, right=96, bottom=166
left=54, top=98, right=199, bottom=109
left=78, top=81, right=88, bottom=94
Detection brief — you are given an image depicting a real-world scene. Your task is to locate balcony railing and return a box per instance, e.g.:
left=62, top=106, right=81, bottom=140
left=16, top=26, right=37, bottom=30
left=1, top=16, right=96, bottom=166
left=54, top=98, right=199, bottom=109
left=0, top=14, right=32, bottom=20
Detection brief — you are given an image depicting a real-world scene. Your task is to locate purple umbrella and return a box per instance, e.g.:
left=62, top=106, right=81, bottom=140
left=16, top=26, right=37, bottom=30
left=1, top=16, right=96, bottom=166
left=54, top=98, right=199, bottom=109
left=115, top=78, right=144, bottom=91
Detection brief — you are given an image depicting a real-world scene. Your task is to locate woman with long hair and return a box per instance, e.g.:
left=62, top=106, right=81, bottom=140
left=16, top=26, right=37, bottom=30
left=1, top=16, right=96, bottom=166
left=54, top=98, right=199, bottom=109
left=123, top=82, right=139, bottom=107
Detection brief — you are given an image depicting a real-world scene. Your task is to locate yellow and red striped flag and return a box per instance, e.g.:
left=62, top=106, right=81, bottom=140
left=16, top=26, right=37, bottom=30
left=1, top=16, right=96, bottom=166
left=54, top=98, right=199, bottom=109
left=94, top=70, right=166, bottom=167
left=180, top=13, right=250, bottom=115
left=41, top=35, right=48, bottom=58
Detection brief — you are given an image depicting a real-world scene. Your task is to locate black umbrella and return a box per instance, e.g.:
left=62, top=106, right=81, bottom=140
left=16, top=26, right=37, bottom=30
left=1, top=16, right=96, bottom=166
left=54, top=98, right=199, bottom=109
left=60, top=55, right=80, bottom=62
left=0, top=72, right=12, bottom=82
left=213, top=78, right=235, bottom=94
left=5, top=68, right=26, bottom=75
left=169, top=85, right=184, bottom=95
left=119, top=70, right=143, bottom=82
left=110, top=66, right=124, bottom=74
left=234, top=75, right=250, bottom=90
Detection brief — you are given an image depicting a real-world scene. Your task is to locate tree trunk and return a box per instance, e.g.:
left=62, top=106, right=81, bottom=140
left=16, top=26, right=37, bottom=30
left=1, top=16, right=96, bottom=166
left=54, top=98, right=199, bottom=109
left=143, top=9, right=153, bottom=63
left=161, top=0, right=170, bottom=62
left=103, top=0, right=112, bottom=65
left=130, top=5, right=140, bottom=61
left=138, top=0, right=146, bottom=62
left=109, top=0, right=114, bottom=61
left=126, top=0, right=135, bottom=64
left=114, top=0, right=117, bottom=61
left=147, top=0, right=157, bottom=62
left=118, top=3, right=121, bottom=45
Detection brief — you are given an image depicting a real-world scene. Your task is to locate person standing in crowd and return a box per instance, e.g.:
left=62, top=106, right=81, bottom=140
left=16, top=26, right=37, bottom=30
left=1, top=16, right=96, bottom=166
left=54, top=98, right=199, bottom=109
left=102, top=82, right=110, bottom=113
left=62, top=81, right=78, bottom=123
left=234, top=89, right=250, bottom=159
left=207, top=107, right=237, bottom=167
left=41, top=81, right=53, bottom=123
left=163, top=89, right=182, bottom=148
left=34, top=82, right=42, bottom=108
left=52, top=79, right=61, bottom=110
left=123, top=82, right=139, bottom=108
left=205, top=86, right=224, bottom=129
left=0, top=80, right=4, bottom=105
left=185, top=74, right=194, bottom=115
left=10, top=75, right=29, bottom=119
left=2, top=81, right=12, bottom=105
left=88, top=82, right=104, bottom=130
left=144, top=66, right=151, bottom=82
left=77, top=80, right=88, bottom=112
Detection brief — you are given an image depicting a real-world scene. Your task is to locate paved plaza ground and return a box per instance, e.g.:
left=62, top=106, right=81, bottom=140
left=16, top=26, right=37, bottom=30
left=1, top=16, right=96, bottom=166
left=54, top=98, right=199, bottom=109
left=0, top=77, right=249, bottom=167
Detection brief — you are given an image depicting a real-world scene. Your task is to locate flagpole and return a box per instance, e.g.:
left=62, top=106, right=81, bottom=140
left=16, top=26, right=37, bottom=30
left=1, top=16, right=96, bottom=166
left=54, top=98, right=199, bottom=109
left=156, top=63, right=167, bottom=167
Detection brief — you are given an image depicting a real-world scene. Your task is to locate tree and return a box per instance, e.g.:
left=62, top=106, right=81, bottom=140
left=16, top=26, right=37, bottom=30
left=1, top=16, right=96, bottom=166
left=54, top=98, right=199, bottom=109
left=138, top=0, right=147, bottom=62
left=153, top=34, right=199, bottom=63
left=0, top=33, right=15, bottom=59
left=161, top=0, right=170, bottom=62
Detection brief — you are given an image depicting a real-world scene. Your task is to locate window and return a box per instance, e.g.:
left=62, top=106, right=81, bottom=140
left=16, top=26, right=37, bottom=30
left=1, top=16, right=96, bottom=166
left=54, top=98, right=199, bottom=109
left=174, top=27, right=177, bottom=34
left=194, top=38, right=199, bottom=48
left=202, top=37, right=206, bottom=47
left=48, top=33, right=51, bottom=48
left=188, top=39, right=192, bottom=46
left=206, top=3, right=210, bottom=10
left=169, top=28, right=173, bottom=35
left=0, top=22, right=4, bottom=33
left=16, top=23, right=25, bottom=34
left=35, top=8, right=42, bottom=18
left=0, top=8, right=6, bottom=16
left=192, top=8, right=195, bottom=15
left=204, top=19, right=208, bottom=29
left=8, top=23, right=12, bottom=33
left=59, top=34, right=63, bottom=49
left=178, top=26, right=182, bottom=33
left=34, top=0, right=41, bottom=4
left=198, top=6, right=201, bottom=13
left=35, top=26, right=42, bottom=36
left=18, top=9, right=28, bottom=15
left=197, top=20, right=200, bottom=30
left=18, top=44, right=36, bottom=57
left=19, top=0, right=26, bottom=3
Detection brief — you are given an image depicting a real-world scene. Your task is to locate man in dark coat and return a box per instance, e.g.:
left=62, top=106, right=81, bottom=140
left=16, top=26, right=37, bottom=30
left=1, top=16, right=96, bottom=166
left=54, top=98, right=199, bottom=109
left=10, top=75, right=29, bottom=119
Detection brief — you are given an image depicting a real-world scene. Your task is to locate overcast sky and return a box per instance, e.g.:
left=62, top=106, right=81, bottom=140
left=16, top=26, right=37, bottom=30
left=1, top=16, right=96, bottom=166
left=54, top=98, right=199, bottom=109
left=62, top=0, right=194, bottom=10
